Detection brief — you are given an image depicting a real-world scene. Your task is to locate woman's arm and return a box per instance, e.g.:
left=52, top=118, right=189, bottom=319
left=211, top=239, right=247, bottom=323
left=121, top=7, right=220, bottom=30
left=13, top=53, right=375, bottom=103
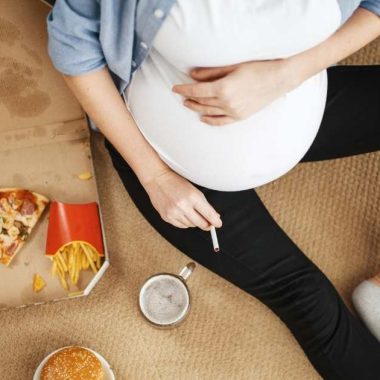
left=48, top=2, right=169, bottom=185
left=63, top=67, right=171, bottom=186
left=63, top=67, right=222, bottom=230
left=288, top=7, right=380, bottom=90
left=48, top=1, right=222, bottom=230
left=172, top=8, right=380, bottom=126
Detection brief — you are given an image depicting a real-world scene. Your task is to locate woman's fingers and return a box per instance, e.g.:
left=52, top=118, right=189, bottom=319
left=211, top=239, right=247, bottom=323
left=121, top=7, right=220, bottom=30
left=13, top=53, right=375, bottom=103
left=169, top=208, right=210, bottom=230
left=201, top=115, right=236, bottom=126
left=193, top=197, right=222, bottom=230
left=171, top=219, right=190, bottom=229
left=186, top=96, right=222, bottom=107
left=190, top=65, right=238, bottom=81
left=165, top=210, right=193, bottom=228
left=177, top=214, right=196, bottom=228
left=172, top=81, right=218, bottom=98
left=185, top=208, right=213, bottom=231
left=183, top=98, right=226, bottom=116
left=175, top=195, right=222, bottom=231
left=143, top=167, right=222, bottom=231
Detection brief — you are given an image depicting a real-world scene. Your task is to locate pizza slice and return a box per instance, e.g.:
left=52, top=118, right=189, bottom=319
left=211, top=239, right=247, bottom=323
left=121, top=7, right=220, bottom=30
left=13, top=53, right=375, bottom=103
left=0, top=188, right=49, bottom=266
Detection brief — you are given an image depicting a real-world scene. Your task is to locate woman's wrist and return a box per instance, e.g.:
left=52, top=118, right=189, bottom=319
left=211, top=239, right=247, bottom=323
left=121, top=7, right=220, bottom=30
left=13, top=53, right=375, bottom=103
left=270, top=57, right=308, bottom=96
left=137, top=161, right=173, bottom=188
left=285, top=53, right=316, bottom=90
left=278, top=57, right=305, bottom=93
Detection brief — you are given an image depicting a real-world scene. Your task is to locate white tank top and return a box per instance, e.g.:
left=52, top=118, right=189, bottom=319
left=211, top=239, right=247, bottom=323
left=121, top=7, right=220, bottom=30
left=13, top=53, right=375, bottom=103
left=125, top=0, right=341, bottom=191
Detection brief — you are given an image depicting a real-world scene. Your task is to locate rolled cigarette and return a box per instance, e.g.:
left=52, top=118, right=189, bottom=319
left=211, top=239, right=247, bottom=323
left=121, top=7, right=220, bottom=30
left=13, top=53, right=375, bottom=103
left=210, top=226, right=220, bottom=253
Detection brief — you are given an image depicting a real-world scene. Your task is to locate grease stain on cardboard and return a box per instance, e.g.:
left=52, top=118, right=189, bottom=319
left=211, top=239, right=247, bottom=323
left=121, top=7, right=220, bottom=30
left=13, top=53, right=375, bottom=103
left=0, top=17, right=20, bottom=46
left=0, top=18, right=51, bottom=117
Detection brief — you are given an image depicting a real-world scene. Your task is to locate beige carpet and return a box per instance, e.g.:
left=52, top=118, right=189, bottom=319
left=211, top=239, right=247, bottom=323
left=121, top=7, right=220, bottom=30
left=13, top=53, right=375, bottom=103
left=1, top=29, right=380, bottom=380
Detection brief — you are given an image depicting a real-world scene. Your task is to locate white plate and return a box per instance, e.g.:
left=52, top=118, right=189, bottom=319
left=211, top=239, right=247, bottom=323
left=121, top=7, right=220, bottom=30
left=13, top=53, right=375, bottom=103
left=33, top=345, right=115, bottom=379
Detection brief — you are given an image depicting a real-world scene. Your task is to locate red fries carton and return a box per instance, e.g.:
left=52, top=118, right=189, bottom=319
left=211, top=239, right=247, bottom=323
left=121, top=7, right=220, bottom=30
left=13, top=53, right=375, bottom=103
left=45, top=201, right=105, bottom=257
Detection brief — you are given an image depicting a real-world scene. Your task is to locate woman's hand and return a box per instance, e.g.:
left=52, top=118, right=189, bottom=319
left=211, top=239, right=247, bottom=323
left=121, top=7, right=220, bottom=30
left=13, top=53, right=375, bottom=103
left=173, top=8, right=380, bottom=127
left=142, top=168, right=223, bottom=231
left=172, top=59, right=296, bottom=126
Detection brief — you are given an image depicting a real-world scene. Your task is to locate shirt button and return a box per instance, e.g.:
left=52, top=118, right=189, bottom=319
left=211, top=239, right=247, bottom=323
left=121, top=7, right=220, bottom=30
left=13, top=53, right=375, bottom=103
left=132, top=60, right=137, bottom=67
left=154, top=9, right=164, bottom=18
left=140, top=41, right=148, bottom=49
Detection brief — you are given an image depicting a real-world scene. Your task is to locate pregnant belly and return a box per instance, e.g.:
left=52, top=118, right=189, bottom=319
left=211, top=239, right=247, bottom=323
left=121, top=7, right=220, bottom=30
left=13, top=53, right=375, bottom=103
left=125, top=51, right=327, bottom=191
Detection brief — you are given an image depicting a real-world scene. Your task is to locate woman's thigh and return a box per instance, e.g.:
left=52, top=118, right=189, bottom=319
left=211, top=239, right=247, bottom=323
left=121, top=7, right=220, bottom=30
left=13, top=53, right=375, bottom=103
left=301, top=65, right=380, bottom=163
left=104, top=138, right=380, bottom=379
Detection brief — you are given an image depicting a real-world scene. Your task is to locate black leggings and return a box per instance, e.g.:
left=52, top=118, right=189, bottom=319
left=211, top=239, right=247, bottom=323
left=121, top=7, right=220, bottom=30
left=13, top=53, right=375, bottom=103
left=104, top=65, right=380, bottom=379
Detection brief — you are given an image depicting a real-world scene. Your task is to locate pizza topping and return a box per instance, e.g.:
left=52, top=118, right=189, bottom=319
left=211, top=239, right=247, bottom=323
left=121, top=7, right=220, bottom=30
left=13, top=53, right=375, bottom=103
left=13, top=220, right=29, bottom=239
left=8, top=226, right=20, bottom=239
left=14, top=220, right=22, bottom=229
left=19, top=228, right=29, bottom=241
left=0, top=233, right=12, bottom=246
left=12, top=199, right=23, bottom=210
left=20, top=199, right=36, bottom=216
left=0, top=198, right=11, bottom=212
left=2, top=215, right=15, bottom=230
left=8, top=192, right=22, bottom=210
left=14, top=214, right=32, bottom=226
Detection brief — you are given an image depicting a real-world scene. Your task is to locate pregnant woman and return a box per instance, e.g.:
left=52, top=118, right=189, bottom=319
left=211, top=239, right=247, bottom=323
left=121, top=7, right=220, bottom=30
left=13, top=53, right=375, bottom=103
left=47, top=0, right=380, bottom=378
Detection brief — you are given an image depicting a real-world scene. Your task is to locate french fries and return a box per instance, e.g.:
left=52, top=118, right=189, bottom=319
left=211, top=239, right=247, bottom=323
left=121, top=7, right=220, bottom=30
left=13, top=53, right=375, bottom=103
left=77, top=172, right=93, bottom=180
left=50, top=241, right=102, bottom=290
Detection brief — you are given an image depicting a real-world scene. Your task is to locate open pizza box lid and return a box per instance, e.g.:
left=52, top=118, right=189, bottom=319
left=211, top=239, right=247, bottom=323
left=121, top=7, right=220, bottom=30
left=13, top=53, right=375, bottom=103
left=0, top=0, right=110, bottom=309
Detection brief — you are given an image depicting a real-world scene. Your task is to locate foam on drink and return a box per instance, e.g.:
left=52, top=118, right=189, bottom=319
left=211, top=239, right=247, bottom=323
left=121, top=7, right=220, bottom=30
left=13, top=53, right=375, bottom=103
left=139, top=274, right=190, bottom=326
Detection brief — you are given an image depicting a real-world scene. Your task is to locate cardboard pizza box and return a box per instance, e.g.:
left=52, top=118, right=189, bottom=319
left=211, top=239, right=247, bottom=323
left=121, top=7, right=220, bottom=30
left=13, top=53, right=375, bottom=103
left=0, top=0, right=110, bottom=309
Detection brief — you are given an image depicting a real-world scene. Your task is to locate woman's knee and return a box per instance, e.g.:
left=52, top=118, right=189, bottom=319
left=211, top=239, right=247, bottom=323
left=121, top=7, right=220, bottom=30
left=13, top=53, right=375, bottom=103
left=258, top=267, right=345, bottom=347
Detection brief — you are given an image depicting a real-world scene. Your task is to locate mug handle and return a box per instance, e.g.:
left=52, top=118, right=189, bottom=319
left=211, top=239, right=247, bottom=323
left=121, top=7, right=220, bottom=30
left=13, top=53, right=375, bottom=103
left=178, top=262, right=196, bottom=282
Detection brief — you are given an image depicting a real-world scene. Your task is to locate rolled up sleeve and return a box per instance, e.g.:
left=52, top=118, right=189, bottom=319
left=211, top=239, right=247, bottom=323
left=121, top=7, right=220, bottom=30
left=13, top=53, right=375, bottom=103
left=360, top=0, right=380, bottom=16
left=47, top=0, right=106, bottom=76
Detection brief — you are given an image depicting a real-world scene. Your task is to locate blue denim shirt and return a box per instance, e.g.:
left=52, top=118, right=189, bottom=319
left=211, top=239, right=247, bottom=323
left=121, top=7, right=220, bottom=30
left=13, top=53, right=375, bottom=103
left=47, top=0, right=380, bottom=95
